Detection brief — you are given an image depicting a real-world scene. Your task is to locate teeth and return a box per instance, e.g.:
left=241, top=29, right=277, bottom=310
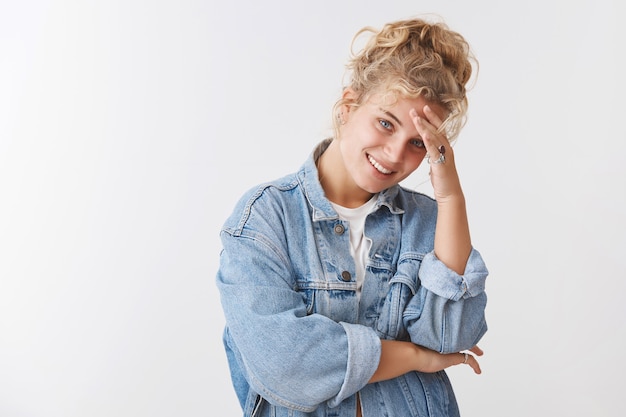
left=368, top=155, right=392, bottom=174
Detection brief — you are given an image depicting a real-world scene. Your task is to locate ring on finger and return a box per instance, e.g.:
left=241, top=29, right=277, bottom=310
left=463, top=352, right=469, bottom=364
left=426, top=152, right=445, bottom=164
left=426, top=144, right=446, bottom=165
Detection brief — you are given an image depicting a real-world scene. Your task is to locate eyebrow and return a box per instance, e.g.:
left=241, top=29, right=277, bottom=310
left=380, top=108, right=403, bottom=127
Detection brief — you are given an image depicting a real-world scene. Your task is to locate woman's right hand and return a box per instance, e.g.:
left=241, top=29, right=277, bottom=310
left=370, top=341, right=483, bottom=383
left=414, top=344, right=483, bottom=375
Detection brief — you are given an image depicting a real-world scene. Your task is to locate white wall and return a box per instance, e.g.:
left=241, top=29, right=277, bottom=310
left=1, top=1, right=625, bottom=416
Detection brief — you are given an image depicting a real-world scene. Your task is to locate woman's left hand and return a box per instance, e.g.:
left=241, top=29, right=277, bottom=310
left=409, top=106, right=463, bottom=204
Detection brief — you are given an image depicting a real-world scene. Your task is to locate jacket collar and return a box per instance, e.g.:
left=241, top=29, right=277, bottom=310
left=297, top=139, right=405, bottom=221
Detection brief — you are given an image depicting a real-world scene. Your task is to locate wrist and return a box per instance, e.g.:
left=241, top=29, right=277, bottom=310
left=437, top=192, right=466, bottom=209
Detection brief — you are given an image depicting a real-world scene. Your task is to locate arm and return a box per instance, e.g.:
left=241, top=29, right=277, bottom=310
left=434, top=194, right=471, bottom=274
left=216, top=193, right=380, bottom=411
left=411, top=105, right=472, bottom=274
left=369, top=340, right=483, bottom=383
left=405, top=249, right=488, bottom=352
left=396, top=107, right=488, bottom=353
left=381, top=247, right=488, bottom=354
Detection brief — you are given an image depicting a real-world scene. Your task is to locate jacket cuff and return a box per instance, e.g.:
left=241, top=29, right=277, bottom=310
left=418, top=248, right=488, bottom=301
left=327, top=322, right=381, bottom=407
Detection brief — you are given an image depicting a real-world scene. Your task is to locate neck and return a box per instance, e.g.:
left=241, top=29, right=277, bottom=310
left=317, top=140, right=374, bottom=208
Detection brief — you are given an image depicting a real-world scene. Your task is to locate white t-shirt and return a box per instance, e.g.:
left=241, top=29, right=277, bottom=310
left=330, top=195, right=377, bottom=299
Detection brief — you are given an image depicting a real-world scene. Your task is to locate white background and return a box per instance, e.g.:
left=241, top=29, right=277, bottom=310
left=1, top=0, right=625, bottom=416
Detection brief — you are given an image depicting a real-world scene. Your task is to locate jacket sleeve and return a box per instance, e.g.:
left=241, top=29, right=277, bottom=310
left=216, top=194, right=381, bottom=412
left=402, top=248, right=489, bottom=353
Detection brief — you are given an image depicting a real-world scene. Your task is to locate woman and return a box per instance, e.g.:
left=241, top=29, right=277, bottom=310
left=216, top=16, right=489, bottom=417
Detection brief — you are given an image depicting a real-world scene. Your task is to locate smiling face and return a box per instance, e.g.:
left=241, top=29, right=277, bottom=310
left=318, top=90, right=448, bottom=207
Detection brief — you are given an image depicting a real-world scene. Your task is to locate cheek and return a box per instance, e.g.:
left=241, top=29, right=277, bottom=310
left=407, top=152, right=427, bottom=171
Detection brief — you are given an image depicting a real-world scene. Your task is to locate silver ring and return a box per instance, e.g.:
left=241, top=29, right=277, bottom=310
left=463, top=352, right=469, bottom=364
left=426, top=153, right=446, bottom=164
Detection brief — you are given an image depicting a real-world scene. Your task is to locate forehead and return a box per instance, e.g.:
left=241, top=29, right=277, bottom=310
left=367, top=92, right=449, bottom=120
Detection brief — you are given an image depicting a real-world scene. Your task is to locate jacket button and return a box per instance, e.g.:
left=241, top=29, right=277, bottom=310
left=341, top=271, right=351, bottom=281
left=334, top=224, right=345, bottom=235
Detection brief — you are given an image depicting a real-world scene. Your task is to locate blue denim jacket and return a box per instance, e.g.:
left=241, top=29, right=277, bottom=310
left=216, top=139, right=488, bottom=417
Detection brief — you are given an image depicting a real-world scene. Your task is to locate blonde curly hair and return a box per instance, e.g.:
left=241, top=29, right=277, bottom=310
left=333, top=17, right=477, bottom=143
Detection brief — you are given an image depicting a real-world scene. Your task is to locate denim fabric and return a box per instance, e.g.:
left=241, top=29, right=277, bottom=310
left=216, top=139, right=489, bottom=417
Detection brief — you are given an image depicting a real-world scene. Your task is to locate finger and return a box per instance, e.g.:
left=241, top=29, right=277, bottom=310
left=457, top=352, right=482, bottom=374
left=420, top=105, right=449, bottom=149
left=409, top=108, right=437, bottom=142
left=420, top=106, right=453, bottom=161
left=468, top=355, right=482, bottom=374
left=409, top=109, right=443, bottom=160
left=469, top=345, right=484, bottom=356
left=422, top=105, right=444, bottom=130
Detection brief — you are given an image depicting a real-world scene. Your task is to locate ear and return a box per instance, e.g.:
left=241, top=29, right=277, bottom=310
left=341, top=87, right=357, bottom=110
left=340, top=87, right=358, bottom=120
left=342, top=87, right=357, bottom=99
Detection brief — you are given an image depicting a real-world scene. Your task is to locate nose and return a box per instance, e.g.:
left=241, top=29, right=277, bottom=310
left=383, top=138, right=404, bottom=163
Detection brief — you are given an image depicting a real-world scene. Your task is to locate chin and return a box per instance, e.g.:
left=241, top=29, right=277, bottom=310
left=359, top=182, right=389, bottom=194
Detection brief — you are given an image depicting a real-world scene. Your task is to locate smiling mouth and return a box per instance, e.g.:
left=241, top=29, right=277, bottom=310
left=368, top=155, right=393, bottom=174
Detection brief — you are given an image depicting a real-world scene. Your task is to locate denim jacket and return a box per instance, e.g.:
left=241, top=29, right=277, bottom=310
left=216, top=139, right=488, bottom=417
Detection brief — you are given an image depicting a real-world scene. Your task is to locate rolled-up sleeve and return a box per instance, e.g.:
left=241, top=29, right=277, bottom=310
left=327, top=322, right=381, bottom=408
left=418, top=248, right=488, bottom=301
left=403, top=248, right=489, bottom=353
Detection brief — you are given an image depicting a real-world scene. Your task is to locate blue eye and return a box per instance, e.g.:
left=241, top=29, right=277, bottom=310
left=379, top=119, right=392, bottom=130
left=410, top=138, right=425, bottom=148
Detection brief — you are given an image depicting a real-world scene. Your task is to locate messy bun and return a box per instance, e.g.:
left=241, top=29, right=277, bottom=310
left=334, top=17, right=477, bottom=142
